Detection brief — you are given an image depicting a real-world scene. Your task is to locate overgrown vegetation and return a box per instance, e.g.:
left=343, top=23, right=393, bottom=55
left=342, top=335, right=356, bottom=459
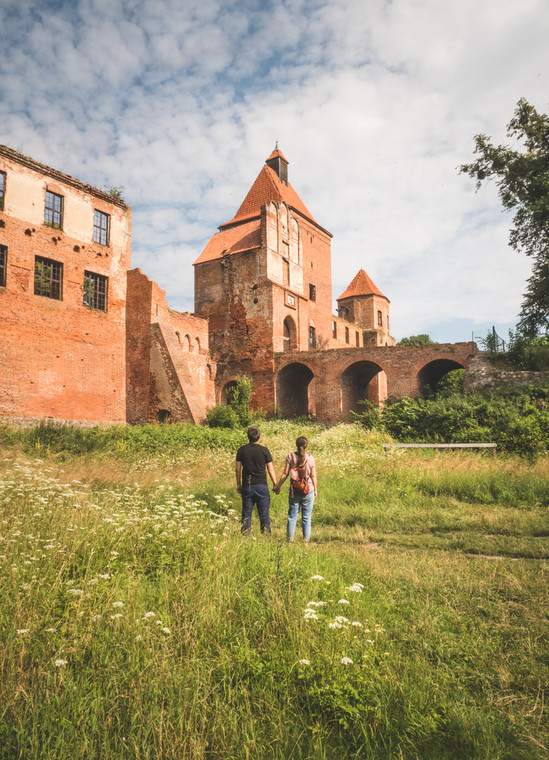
left=352, top=376, right=549, bottom=456
left=206, top=375, right=253, bottom=428
left=0, top=421, right=547, bottom=759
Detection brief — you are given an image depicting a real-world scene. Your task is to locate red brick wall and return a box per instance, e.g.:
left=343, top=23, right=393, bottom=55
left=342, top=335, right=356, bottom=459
left=127, top=268, right=215, bottom=423
left=0, top=149, right=131, bottom=424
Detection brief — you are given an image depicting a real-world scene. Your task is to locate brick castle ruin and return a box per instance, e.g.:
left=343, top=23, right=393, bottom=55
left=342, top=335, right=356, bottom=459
left=0, top=144, right=477, bottom=425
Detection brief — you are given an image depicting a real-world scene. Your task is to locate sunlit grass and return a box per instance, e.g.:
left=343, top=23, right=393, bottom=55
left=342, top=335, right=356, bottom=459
left=0, top=423, right=547, bottom=759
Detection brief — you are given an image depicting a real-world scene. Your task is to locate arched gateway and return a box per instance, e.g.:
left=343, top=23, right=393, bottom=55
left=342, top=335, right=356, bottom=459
left=276, top=363, right=315, bottom=418
left=418, top=359, right=465, bottom=396
left=341, top=361, right=387, bottom=414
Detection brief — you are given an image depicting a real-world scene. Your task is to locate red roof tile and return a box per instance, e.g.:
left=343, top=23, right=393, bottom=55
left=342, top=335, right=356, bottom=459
left=193, top=219, right=261, bottom=265
left=337, top=269, right=388, bottom=300
left=267, top=147, right=289, bottom=163
left=223, top=164, right=315, bottom=227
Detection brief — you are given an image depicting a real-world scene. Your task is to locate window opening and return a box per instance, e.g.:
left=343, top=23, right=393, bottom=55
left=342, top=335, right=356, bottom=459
left=356, top=331, right=360, bottom=347
left=309, top=283, right=316, bottom=301
left=34, top=256, right=63, bottom=300
left=332, top=320, right=337, bottom=339
left=93, top=210, right=110, bottom=245
left=377, top=310, right=383, bottom=327
left=345, top=327, right=349, bottom=344
left=83, top=271, right=108, bottom=311
left=45, top=190, right=63, bottom=229
left=0, top=171, right=5, bottom=211
left=309, top=325, right=316, bottom=348
left=0, top=245, right=6, bottom=287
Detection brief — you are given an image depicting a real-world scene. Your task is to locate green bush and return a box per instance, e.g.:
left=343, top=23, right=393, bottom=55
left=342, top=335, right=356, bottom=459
left=506, top=332, right=549, bottom=371
left=226, top=375, right=253, bottom=426
left=206, top=405, right=240, bottom=429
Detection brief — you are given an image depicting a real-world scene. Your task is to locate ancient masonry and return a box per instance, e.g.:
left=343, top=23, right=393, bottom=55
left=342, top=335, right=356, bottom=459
left=0, top=144, right=477, bottom=426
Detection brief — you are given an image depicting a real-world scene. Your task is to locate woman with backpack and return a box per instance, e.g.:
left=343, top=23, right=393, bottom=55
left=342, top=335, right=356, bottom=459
left=274, top=436, right=317, bottom=542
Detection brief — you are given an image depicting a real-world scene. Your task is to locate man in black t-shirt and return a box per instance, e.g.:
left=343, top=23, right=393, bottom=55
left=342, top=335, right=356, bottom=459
left=236, top=426, right=277, bottom=534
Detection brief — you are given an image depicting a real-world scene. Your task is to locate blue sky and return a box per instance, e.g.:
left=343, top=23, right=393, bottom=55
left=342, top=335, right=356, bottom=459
left=2, top=0, right=548, bottom=342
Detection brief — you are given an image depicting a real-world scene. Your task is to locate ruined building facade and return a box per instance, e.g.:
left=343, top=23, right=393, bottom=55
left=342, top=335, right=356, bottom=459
left=0, top=145, right=476, bottom=426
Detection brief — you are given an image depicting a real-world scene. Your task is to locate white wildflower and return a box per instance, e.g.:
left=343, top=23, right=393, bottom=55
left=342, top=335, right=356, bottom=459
left=345, top=583, right=364, bottom=593
left=304, top=610, right=319, bottom=620
left=328, top=621, right=343, bottom=629
left=55, top=659, right=68, bottom=667
left=351, top=621, right=362, bottom=627
left=112, top=601, right=124, bottom=608
left=337, top=599, right=350, bottom=605
left=162, top=627, right=171, bottom=634
left=111, top=613, right=123, bottom=620
left=340, top=657, right=353, bottom=665
left=335, top=616, right=350, bottom=624
left=16, top=629, right=29, bottom=635
left=143, top=611, right=156, bottom=619
left=310, top=575, right=324, bottom=581
left=299, top=659, right=310, bottom=666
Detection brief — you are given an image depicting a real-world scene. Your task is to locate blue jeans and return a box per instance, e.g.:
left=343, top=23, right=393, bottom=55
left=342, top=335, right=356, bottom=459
left=241, top=484, right=271, bottom=534
left=287, top=490, right=315, bottom=542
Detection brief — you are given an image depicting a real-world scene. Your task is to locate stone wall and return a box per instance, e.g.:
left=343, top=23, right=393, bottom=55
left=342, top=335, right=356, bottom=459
left=463, top=354, right=549, bottom=392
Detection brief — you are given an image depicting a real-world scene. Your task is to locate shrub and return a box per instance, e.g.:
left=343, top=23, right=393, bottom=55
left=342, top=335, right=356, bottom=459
left=206, top=405, right=240, bottom=429
left=226, top=375, right=253, bottom=426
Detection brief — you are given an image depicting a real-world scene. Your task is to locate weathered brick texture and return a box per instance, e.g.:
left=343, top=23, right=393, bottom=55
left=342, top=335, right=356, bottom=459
left=0, top=146, right=130, bottom=425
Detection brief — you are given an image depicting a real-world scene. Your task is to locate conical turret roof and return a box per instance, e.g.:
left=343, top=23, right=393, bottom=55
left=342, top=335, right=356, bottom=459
left=337, top=269, right=388, bottom=301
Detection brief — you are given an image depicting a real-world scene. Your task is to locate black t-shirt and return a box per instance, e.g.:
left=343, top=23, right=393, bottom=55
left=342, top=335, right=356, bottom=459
left=236, top=443, right=273, bottom=485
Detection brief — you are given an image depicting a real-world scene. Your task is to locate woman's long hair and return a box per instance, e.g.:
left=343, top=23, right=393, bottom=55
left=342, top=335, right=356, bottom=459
left=295, top=436, right=308, bottom=465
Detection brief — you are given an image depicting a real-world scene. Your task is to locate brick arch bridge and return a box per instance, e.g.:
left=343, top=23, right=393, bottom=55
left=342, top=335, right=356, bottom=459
left=273, top=342, right=477, bottom=422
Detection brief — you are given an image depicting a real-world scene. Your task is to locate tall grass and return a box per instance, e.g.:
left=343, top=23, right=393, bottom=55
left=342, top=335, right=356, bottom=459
left=0, top=423, right=547, bottom=759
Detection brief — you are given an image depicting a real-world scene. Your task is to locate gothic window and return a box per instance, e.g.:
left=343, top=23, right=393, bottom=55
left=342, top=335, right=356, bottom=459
left=45, top=190, right=63, bottom=229
left=93, top=209, right=110, bottom=245
left=0, top=171, right=5, bottom=211
left=34, top=256, right=63, bottom=300
left=377, top=310, right=383, bottom=327
left=283, top=316, right=296, bottom=352
left=83, top=271, right=108, bottom=311
left=0, top=245, right=6, bottom=287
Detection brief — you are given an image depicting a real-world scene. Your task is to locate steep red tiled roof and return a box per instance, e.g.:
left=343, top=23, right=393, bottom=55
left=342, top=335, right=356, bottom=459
left=337, top=269, right=388, bottom=301
left=193, top=218, right=261, bottom=265
left=223, top=163, right=315, bottom=227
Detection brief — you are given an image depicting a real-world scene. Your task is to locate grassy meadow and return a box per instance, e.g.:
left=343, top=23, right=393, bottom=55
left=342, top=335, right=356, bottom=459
left=0, top=420, right=547, bottom=759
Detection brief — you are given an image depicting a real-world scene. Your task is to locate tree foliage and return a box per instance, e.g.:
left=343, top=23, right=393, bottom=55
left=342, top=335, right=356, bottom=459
left=460, top=99, right=549, bottom=335
left=397, top=334, right=436, bottom=346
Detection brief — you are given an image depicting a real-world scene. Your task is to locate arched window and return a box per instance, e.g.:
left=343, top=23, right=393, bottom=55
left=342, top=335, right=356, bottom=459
left=283, top=316, right=297, bottom=352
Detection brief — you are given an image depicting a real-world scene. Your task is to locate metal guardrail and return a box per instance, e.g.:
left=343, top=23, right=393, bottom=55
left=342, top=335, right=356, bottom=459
left=384, top=443, right=497, bottom=455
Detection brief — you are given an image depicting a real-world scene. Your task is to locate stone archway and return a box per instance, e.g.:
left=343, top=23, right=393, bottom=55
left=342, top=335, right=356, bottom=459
left=418, top=359, right=464, bottom=396
left=276, top=363, right=315, bottom=418
left=283, top=316, right=297, bottom=352
left=341, top=361, right=386, bottom=415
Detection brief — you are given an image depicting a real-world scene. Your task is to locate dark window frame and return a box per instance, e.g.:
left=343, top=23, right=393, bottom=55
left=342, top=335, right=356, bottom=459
left=309, top=283, right=316, bottom=302
left=44, top=190, right=63, bottom=229
left=93, top=209, right=110, bottom=246
left=332, top=320, right=337, bottom=339
left=83, top=270, right=108, bottom=311
left=0, top=171, right=5, bottom=211
left=34, top=256, right=63, bottom=300
left=309, top=325, right=316, bottom=348
left=0, top=244, right=6, bottom=287
left=356, top=331, right=360, bottom=347
left=345, top=326, right=349, bottom=344
left=377, top=310, right=383, bottom=327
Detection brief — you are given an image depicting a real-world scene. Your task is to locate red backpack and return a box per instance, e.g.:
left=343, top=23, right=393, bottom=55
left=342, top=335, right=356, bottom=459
left=290, top=455, right=310, bottom=496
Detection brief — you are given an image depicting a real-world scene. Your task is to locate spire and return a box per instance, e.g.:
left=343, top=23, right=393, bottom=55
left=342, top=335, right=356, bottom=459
left=265, top=145, right=289, bottom=184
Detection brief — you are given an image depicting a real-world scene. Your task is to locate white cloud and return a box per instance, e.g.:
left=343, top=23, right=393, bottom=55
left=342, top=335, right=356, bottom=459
left=1, top=0, right=548, bottom=339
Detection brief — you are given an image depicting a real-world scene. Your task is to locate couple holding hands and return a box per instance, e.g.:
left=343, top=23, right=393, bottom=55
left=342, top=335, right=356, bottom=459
left=235, top=425, right=317, bottom=542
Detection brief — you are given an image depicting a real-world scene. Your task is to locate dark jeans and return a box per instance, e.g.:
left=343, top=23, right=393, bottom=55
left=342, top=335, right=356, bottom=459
left=241, top=483, right=271, bottom=534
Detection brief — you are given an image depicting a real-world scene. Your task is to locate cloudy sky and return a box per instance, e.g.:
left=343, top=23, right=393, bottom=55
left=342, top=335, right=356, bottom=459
left=2, top=0, right=548, bottom=342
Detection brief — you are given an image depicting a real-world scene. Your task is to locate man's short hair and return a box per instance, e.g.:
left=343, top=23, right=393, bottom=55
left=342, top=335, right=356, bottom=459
left=247, top=426, right=261, bottom=442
